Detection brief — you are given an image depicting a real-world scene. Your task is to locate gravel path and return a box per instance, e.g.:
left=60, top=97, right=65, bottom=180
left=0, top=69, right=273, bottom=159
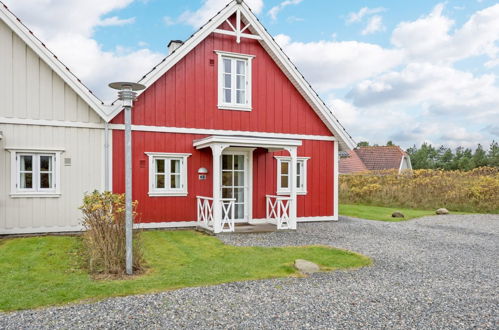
left=1, top=214, right=498, bottom=329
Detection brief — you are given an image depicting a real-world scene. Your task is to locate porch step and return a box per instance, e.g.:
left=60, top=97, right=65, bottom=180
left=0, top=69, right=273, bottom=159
left=233, top=223, right=277, bottom=234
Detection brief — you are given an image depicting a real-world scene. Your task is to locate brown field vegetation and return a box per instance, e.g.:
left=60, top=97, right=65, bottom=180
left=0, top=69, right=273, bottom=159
left=340, top=167, right=499, bottom=213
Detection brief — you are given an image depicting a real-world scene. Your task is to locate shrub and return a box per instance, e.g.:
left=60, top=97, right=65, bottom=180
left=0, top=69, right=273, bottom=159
left=340, top=167, right=499, bottom=213
left=80, top=191, right=144, bottom=276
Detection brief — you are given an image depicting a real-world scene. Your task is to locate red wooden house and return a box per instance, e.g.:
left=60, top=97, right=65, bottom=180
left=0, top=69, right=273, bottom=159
left=108, top=0, right=355, bottom=233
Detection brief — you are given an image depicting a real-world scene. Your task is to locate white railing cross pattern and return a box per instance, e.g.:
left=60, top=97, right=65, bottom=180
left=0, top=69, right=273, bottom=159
left=266, top=195, right=292, bottom=230
left=197, top=196, right=236, bottom=233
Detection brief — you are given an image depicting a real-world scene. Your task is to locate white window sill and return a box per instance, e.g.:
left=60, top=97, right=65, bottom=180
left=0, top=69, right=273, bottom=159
left=218, top=104, right=252, bottom=112
left=148, top=192, right=188, bottom=197
left=10, top=193, right=61, bottom=198
left=276, top=191, right=307, bottom=196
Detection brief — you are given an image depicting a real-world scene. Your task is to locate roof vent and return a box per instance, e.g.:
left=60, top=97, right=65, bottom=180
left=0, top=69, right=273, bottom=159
left=168, top=40, right=184, bottom=54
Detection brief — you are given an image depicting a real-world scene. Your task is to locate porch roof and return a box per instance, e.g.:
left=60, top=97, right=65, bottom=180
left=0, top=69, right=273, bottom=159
left=193, top=135, right=302, bottom=151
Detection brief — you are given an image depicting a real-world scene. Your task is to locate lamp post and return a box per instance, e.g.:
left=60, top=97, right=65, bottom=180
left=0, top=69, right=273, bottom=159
left=108, top=82, right=145, bottom=275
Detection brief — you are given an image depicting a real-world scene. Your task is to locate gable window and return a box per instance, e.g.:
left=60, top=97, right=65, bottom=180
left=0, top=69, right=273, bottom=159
left=8, top=149, right=62, bottom=197
left=276, top=156, right=309, bottom=195
left=146, top=153, right=190, bottom=196
left=216, top=51, right=254, bottom=111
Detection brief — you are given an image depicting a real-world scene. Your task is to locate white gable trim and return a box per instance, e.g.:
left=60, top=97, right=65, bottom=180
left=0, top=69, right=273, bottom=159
left=0, top=4, right=108, bottom=121
left=106, top=1, right=355, bottom=150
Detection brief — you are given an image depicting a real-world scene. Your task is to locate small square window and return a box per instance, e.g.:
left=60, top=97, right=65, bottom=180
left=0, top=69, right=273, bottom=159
left=276, top=157, right=309, bottom=195
left=147, top=153, right=190, bottom=197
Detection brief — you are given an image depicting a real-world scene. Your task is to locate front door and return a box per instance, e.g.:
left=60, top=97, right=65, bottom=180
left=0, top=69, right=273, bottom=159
left=221, top=151, right=249, bottom=221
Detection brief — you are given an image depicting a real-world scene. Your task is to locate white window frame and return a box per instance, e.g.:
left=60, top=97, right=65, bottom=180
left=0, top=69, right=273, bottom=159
left=7, top=148, right=62, bottom=198
left=146, top=152, right=191, bottom=197
left=216, top=50, right=254, bottom=111
left=275, top=156, right=309, bottom=195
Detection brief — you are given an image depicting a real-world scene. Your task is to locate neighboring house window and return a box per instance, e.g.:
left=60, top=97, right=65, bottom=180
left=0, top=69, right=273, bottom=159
left=216, top=51, right=254, bottom=111
left=275, top=157, right=309, bottom=195
left=146, top=153, right=191, bottom=196
left=8, top=149, right=62, bottom=197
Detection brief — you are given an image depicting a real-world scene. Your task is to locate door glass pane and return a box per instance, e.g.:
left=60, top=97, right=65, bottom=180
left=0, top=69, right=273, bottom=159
left=222, top=188, right=232, bottom=199
left=236, top=60, right=245, bottom=74
left=235, top=188, right=244, bottom=203
left=171, top=159, right=180, bottom=174
left=222, top=171, right=233, bottom=186
left=223, top=58, right=231, bottom=73
left=20, top=155, right=33, bottom=171
left=281, top=161, right=289, bottom=175
left=40, top=173, right=52, bottom=189
left=233, top=155, right=244, bottom=170
left=222, top=155, right=232, bottom=170
left=281, top=175, right=289, bottom=189
left=21, top=173, right=33, bottom=189
left=156, top=159, right=165, bottom=173
left=156, top=174, right=165, bottom=189
left=235, top=204, right=244, bottom=219
left=40, top=156, right=52, bottom=171
left=171, top=174, right=181, bottom=189
left=234, top=171, right=244, bottom=187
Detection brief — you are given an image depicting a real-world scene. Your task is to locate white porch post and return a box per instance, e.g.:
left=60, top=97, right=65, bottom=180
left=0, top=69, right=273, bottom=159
left=210, top=144, right=228, bottom=233
left=286, top=146, right=298, bottom=230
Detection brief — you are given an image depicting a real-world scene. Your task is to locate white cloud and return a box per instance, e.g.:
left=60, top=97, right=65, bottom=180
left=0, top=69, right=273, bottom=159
left=163, top=16, right=175, bottom=26
left=361, top=15, right=385, bottom=35
left=391, top=3, right=499, bottom=64
left=179, top=0, right=264, bottom=28
left=274, top=34, right=404, bottom=90
left=346, top=7, right=385, bottom=24
left=268, top=0, right=303, bottom=21
left=97, top=16, right=136, bottom=27
left=3, top=0, right=164, bottom=102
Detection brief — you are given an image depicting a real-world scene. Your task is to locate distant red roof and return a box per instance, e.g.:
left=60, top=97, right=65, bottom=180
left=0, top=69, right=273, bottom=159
left=340, top=146, right=410, bottom=174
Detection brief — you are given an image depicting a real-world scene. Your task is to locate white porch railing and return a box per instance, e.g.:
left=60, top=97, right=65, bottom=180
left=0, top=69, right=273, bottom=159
left=266, top=195, right=293, bottom=230
left=197, top=196, right=236, bottom=233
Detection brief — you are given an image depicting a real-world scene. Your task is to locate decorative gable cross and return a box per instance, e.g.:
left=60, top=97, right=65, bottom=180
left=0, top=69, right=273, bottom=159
left=214, top=5, right=263, bottom=44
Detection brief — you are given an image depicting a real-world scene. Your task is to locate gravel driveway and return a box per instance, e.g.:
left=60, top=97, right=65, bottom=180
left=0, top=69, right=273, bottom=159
left=1, top=214, right=498, bottom=329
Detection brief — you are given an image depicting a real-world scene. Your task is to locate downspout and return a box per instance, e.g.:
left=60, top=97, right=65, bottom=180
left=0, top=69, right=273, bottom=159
left=104, top=122, right=110, bottom=191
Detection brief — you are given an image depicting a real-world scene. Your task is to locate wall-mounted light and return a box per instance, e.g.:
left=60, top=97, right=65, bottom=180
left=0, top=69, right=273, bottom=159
left=198, top=167, right=208, bottom=180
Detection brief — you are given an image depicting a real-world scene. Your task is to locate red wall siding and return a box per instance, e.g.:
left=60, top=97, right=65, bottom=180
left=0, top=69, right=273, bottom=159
left=111, top=31, right=333, bottom=137
left=112, top=131, right=336, bottom=223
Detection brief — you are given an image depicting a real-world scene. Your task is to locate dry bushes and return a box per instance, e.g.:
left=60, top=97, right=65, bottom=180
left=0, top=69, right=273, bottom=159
left=80, top=191, right=144, bottom=276
left=340, top=167, right=499, bottom=213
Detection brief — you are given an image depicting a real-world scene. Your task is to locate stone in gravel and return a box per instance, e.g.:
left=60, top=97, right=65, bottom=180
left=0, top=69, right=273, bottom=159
left=294, top=259, right=320, bottom=273
left=436, top=208, right=449, bottom=215
left=392, top=211, right=405, bottom=218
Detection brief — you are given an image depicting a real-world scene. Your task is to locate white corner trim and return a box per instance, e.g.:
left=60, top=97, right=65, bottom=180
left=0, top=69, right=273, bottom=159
left=333, top=141, right=339, bottom=220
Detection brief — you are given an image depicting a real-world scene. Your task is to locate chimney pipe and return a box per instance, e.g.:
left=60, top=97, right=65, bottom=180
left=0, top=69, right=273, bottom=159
left=168, top=40, right=183, bottom=54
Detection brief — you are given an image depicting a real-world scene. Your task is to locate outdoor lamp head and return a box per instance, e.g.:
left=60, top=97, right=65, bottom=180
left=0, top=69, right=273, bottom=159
left=109, top=82, right=146, bottom=108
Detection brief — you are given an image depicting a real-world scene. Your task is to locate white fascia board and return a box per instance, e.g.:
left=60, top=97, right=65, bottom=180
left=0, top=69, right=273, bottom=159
left=0, top=5, right=108, bottom=122
left=193, top=135, right=302, bottom=149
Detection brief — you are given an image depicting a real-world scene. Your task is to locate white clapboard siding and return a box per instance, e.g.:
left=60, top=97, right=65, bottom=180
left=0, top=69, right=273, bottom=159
left=0, top=19, right=103, bottom=124
left=0, top=17, right=106, bottom=234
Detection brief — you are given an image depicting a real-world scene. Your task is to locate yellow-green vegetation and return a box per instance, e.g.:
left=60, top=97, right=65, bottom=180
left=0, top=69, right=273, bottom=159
left=340, top=167, right=499, bottom=213
left=339, top=204, right=454, bottom=222
left=0, top=231, right=370, bottom=311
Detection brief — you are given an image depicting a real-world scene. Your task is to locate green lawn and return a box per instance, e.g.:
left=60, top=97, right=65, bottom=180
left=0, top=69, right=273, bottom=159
left=0, top=230, right=370, bottom=311
left=339, top=204, right=441, bottom=221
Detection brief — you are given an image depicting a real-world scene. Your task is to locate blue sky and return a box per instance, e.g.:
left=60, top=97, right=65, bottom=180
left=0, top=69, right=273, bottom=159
left=4, top=0, right=499, bottom=149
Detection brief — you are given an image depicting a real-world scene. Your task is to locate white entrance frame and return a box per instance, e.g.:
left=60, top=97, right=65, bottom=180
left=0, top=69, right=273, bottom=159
left=194, top=136, right=302, bottom=233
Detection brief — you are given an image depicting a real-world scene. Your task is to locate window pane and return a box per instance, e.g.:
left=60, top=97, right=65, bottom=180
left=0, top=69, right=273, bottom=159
left=234, top=155, right=244, bottom=170
left=234, top=171, right=244, bottom=187
left=21, top=173, right=33, bottom=189
left=236, top=90, right=246, bottom=104
left=171, top=175, right=181, bottom=189
left=235, top=188, right=244, bottom=202
left=235, top=203, right=244, bottom=219
left=224, top=74, right=232, bottom=88
left=20, top=155, right=33, bottom=171
left=222, top=171, right=233, bottom=187
left=224, top=89, right=231, bottom=103
left=171, top=159, right=180, bottom=174
left=156, top=175, right=165, bottom=189
left=296, top=175, right=301, bottom=189
left=223, top=58, right=231, bottom=73
left=40, top=173, right=52, bottom=189
left=156, top=159, right=165, bottom=174
left=281, top=161, right=289, bottom=175
left=40, top=156, right=52, bottom=171
left=281, top=175, right=289, bottom=189
left=236, top=75, right=245, bottom=89
left=297, top=162, right=301, bottom=175
left=236, top=60, right=245, bottom=74
left=222, top=155, right=232, bottom=170
left=222, top=188, right=232, bottom=199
